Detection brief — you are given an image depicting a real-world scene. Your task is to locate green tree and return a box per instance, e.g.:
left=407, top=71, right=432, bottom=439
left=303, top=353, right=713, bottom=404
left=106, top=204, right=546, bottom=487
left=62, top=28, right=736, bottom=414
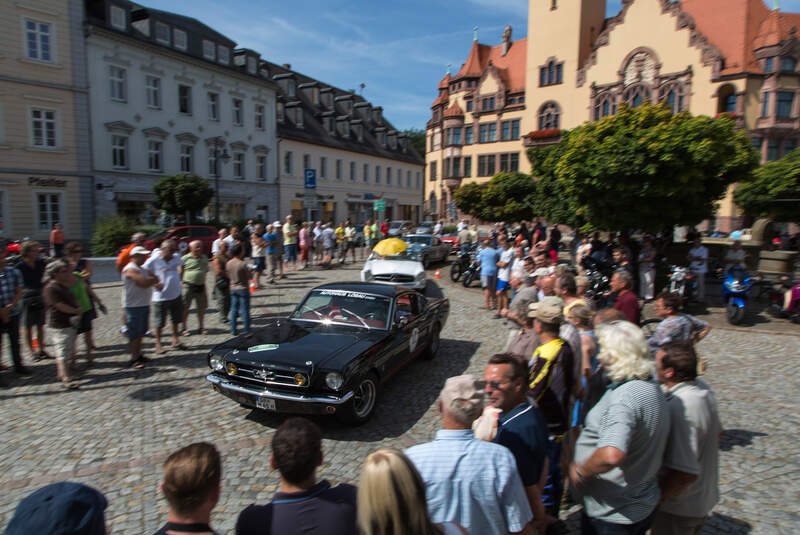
left=453, top=172, right=537, bottom=222
left=403, top=128, right=427, bottom=157
left=545, top=103, right=757, bottom=231
left=734, top=148, right=800, bottom=222
left=528, top=131, right=587, bottom=229
left=153, top=173, right=214, bottom=222
left=453, top=181, right=486, bottom=219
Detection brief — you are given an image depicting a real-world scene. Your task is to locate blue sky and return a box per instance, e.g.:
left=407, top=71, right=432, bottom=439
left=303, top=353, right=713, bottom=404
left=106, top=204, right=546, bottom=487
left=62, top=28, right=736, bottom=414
left=142, top=0, right=800, bottom=130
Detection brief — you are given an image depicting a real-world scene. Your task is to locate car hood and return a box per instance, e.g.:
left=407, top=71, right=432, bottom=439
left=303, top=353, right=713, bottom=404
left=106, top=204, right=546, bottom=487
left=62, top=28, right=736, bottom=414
left=407, top=242, right=430, bottom=251
left=362, top=258, right=424, bottom=276
left=213, top=319, right=386, bottom=371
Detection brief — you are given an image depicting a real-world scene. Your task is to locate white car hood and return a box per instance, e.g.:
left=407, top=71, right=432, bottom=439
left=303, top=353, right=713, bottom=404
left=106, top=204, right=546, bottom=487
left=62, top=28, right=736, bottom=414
left=362, top=258, right=424, bottom=277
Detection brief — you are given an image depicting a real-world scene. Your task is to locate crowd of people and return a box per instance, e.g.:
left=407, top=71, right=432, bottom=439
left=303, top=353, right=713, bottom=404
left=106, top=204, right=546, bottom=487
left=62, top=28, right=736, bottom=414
left=5, top=216, right=728, bottom=535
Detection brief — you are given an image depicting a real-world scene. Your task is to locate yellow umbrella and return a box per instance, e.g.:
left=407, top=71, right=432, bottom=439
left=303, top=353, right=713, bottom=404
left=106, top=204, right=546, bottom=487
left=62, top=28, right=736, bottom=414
left=373, top=238, right=407, bottom=256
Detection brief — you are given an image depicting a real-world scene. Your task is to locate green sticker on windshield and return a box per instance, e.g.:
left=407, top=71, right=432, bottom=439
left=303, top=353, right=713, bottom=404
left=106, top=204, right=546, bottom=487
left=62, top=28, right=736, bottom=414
left=248, top=344, right=279, bottom=352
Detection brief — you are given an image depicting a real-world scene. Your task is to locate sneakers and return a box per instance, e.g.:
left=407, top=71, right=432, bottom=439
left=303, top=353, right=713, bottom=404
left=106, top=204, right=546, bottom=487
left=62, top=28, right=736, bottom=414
left=119, top=325, right=128, bottom=335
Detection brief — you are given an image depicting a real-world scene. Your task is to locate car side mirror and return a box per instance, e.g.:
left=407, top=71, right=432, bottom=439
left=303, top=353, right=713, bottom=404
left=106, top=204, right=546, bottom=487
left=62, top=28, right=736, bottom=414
left=395, top=317, right=408, bottom=330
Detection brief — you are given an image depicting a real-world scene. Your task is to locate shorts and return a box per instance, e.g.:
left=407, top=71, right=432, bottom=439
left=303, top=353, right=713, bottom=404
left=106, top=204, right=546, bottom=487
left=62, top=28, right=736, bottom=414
left=252, top=257, right=266, bottom=273
left=496, top=279, right=509, bottom=292
left=77, top=309, right=94, bottom=334
left=125, top=306, right=150, bottom=340
left=481, top=275, right=497, bottom=291
left=51, top=327, right=76, bottom=361
left=22, top=295, right=46, bottom=327
left=152, top=297, right=183, bottom=328
left=324, top=247, right=335, bottom=257
left=182, top=282, right=208, bottom=310
left=284, top=243, right=298, bottom=261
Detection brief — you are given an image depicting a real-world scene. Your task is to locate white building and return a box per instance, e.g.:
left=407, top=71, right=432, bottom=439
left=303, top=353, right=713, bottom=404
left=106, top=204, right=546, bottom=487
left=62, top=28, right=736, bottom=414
left=85, top=0, right=278, bottom=223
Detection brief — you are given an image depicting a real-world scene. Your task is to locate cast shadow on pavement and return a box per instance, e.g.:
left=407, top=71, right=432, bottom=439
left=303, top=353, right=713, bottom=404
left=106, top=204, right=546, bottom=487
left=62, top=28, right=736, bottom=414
left=129, top=384, right=192, bottom=401
left=244, top=338, right=481, bottom=441
left=719, top=429, right=768, bottom=451
left=704, top=513, right=752, bottom=533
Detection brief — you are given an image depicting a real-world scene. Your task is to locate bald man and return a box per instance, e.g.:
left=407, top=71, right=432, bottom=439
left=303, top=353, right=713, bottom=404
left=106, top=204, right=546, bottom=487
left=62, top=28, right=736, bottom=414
left=181, top=240, right=209, bottom=336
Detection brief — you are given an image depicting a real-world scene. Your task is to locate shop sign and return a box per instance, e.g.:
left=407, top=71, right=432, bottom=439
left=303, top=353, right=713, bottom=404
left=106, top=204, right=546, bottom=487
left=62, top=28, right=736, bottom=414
left=28, top=177, right=67, bottom=188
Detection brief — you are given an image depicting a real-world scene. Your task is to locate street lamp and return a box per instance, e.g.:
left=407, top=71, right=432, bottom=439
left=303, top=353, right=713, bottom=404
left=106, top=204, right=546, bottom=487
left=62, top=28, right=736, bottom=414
left=212, top=140, right=231, bottom=222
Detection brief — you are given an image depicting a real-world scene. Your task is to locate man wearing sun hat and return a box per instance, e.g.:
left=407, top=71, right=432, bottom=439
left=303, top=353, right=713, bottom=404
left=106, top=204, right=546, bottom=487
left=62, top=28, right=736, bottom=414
left=122, top=245, right=159, bottom=368
left=405, top=374, right=533, bottom=534
left=528, top=296, right=575, bottom=524
left=7, top=481, right=108, bottom=535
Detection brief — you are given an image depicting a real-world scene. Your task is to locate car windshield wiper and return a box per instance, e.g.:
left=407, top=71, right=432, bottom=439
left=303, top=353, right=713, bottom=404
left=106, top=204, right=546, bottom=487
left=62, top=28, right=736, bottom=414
left=340, top=307, right=369, bottom=329
left=296, top=306, right=324, bottom=319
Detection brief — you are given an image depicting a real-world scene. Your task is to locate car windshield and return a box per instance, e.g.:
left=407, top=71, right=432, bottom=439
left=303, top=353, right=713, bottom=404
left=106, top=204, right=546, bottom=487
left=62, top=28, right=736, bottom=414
left=389, top=221, right=405, bottom=229
left=147, top=229, right=172, bottom=241
left=404, top=236, right=432, bottom=246
left=292, top=289, right=391, bottom=329
left=369, top=250, right=422, bottom=262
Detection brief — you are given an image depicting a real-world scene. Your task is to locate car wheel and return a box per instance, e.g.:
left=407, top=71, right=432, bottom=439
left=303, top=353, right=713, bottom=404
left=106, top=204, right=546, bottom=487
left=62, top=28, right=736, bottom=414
left=421, top=324, right=441, bottom=360
left=337, top=373, right=379, bottom=425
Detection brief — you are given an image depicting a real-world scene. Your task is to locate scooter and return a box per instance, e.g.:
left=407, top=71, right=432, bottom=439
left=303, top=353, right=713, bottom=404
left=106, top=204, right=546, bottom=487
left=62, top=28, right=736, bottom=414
left=666, top=265, right=696, bottom=307
left=721, top=267, right=753, bottom=325
left=461, top=252, right=481, bottom=288
left=450, top=243, right=476, bottom=282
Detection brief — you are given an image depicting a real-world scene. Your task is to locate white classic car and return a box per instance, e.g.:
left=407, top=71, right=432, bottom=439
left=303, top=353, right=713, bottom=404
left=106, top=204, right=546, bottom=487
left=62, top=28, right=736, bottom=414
left=360, top=250, right=426, bottom=290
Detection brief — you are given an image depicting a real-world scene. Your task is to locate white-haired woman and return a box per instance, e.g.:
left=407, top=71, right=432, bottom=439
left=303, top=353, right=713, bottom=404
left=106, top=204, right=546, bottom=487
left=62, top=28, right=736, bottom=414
left=568, top=320, right=670, bottom=533
left=357, top=448, right=469, bottom=535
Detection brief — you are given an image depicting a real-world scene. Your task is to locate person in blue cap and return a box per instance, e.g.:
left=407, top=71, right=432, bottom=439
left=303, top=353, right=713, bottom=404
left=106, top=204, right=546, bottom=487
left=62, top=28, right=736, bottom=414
left=7, top=481, right=108, bottom=535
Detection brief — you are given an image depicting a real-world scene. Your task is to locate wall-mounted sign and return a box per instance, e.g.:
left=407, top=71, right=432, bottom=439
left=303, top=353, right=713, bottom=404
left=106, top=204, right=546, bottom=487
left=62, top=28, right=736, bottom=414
left=28, top=177, right=67, bottom=188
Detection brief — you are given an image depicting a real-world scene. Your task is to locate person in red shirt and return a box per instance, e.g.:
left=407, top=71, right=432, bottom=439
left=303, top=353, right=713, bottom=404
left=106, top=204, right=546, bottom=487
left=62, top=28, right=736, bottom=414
left=49, top=223, right=65, bottom=258
left=380, top=219, right=389, bottom=239
left=610, top=270, right=640, bottom=325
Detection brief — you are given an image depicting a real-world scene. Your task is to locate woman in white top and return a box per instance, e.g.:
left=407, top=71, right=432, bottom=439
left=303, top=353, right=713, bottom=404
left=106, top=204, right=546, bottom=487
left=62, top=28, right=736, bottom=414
left=357, top=448, right=469, bottom=535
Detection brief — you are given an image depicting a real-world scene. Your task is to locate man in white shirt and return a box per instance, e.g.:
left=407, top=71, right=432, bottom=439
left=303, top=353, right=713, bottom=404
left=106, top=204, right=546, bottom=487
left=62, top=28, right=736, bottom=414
left=433, top=220, right=443, bottom=236
left=723, top=240, right=746, bottom=271
left=122, top=246, right=160, bottom=368
left=211, top=229, right=228, bottom=255
left=653, top=341, right=721, bottom=535
left=687, top=238, right=709, bottom=303
left=495, top=236, right=515, bottom=319
left=143, top=239, right=186, bottom=354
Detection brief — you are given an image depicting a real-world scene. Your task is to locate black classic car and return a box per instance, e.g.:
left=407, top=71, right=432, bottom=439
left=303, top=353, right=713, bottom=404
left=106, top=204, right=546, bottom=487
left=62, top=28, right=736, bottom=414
left=206, top=282, right=449, bottom=424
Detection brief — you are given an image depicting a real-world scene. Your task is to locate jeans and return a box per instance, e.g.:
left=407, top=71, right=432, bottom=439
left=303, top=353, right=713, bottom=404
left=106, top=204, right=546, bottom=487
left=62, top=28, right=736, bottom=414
left=230, top=290, right=250, bottom=335
left=581, top=509, right=656, bottom=535
left=543, top=436, right=563, bottom=516
left=0, top=314, right=23, bottom=369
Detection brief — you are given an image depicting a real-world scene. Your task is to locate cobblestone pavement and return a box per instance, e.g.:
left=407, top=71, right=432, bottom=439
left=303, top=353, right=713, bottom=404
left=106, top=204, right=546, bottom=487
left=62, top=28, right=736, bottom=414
left=1, top=259, right=798, bottom=534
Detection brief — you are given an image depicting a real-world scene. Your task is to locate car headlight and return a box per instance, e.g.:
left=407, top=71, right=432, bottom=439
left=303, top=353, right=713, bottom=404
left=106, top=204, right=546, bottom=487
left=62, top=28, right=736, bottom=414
left=363, top=270, right=372, bottom=280
left=415, top=272, right=426, bottom=281
left=209, top=355, right=224, bottom=371
left=226, top=362, right=238, bottom=375
left=326, top=372, right=344, bottom=390
left=294, top=373, right=308, bottom=386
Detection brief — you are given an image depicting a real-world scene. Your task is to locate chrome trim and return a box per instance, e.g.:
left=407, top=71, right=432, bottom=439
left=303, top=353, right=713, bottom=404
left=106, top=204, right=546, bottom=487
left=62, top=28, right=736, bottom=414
left=206, top=374, right=354, bottom=404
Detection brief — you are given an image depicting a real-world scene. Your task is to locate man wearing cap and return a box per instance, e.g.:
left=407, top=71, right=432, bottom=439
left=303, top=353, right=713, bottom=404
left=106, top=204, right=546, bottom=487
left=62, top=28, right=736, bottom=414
left=144, top=239, right=186, bottom=354
left=528, top=297, right=575, bottom=522
left=283, top=215, right=299, bottom=271
left=405, top=374, right=533, bottom=534
left=7, top=481, right=108, bottom=535
left=505, top=273, right=539, bottom=354
left=264, top=224, right=279, bottom=284
left=123, top=246, right=160, bottom=368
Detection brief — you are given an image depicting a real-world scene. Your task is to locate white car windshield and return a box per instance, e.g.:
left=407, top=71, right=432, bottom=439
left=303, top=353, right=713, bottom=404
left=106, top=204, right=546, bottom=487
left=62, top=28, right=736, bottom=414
left=404, top=236, right=432, bottom=246
left=292, top=289, right=391, bottom=329
left=368, top=250, right=422, bottom=262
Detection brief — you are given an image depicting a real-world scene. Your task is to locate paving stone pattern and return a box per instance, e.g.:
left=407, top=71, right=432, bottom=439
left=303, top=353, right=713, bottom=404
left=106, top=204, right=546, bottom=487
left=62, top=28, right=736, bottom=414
left=1, top=261, right=798, bottom=534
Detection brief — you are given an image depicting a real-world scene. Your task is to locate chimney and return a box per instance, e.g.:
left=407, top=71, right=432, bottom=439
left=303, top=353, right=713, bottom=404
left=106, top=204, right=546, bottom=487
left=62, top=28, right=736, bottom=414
left=282, top=63, right=291, bottom=69
left=502, top=25, right=512, bottom=56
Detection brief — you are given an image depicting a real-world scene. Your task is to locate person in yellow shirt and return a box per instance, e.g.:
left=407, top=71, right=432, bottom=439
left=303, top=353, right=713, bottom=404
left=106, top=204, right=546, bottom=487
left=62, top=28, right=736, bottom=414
left=335, top=222, right=346, bottom=263
left=364, top=218, right=374, bottom=253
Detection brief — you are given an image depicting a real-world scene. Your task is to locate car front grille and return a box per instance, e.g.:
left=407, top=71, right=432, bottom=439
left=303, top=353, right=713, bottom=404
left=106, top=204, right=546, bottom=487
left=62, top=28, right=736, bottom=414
left=372, top=274, right=415, bottom=283
left=229, top=363, right=308, bottom=389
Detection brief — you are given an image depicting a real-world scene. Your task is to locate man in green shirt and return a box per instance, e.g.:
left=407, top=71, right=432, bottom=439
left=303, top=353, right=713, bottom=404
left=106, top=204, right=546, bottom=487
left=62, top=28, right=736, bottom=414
left=181, top=240, right=209, bottom=336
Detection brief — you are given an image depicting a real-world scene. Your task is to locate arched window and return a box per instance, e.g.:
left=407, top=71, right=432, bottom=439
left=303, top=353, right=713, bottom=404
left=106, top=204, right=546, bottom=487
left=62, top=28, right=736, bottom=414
left=660, top=83, right=686, bottom=113
left=538, top=102, right=560, bottom=129
left=429, top=192, right=437, bottom=213
left=539, top=59, right=564, bottom=86
left=593, top=94, right=616, bottom=120
left=623, top=84, right=651, bottom=108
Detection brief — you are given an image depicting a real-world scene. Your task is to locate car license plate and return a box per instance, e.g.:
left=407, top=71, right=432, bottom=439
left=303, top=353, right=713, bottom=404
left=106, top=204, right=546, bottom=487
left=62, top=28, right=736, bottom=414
left=256, top=397, right=276, bottom=411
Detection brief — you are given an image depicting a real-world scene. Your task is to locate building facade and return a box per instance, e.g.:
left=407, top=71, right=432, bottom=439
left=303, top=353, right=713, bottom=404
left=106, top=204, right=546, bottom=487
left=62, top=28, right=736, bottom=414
left=0, top=0, right=93, bottom=243
left=427, top=0, right=800, bottom=231
left=268, top=62, right=424, bottom=225
left=85, top=0, right=278, bottom=225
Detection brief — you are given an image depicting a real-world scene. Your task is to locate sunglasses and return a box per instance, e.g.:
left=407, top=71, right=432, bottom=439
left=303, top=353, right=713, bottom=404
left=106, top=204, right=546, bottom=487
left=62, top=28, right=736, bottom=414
left=485, top=379, right=512, bottom=390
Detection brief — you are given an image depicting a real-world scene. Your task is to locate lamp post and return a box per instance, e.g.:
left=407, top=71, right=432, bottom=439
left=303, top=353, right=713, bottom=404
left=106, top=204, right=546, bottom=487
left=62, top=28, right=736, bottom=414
left=212, top=140, right=231, bottom=222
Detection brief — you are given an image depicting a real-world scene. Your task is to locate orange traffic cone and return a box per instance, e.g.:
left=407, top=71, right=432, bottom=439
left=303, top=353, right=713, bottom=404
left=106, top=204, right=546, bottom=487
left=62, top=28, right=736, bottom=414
left=32, top=337, right=39, bottom=350
left=249, top=281, right=256, bottom=293
left=434, top=268, right=441, bottom=279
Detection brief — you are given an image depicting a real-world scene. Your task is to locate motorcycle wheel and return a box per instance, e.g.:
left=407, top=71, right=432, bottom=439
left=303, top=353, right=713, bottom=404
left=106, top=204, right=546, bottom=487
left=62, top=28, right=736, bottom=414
left=450, top=262, right=462, bottom=282
left=462, top=271, right=475, bottom=288
left=726, top=302, right=745, bottom=325
left=640, top=318, right=661, bottom=338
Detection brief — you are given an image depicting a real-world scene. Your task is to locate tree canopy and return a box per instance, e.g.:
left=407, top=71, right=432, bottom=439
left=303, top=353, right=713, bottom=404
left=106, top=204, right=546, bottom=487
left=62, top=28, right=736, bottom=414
left=153, top=173, right=214, bottom=221
left=539, top=103, right=758, bottom=231
left=734, top=148, right=800, bottom=222
left=528, top=131, right=586, bottom=229
left=453, top=172, right=537, bottom=222
left=402, top=128, right=427, bottom=158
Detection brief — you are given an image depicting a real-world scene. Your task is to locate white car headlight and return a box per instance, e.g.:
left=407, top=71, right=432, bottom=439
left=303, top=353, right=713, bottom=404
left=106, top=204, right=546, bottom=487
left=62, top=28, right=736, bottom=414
left=415, top=272, right=426, bottom=281
left=326, top=372, right=344, bottom=390
left=209, top=355, right=224, bottom=371
left=363, top=270, right=372, bottom=280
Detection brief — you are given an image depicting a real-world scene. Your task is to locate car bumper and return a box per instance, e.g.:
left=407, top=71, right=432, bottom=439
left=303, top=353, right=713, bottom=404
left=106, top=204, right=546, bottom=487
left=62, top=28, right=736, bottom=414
left=206, top=373, right=354, bottom=415
left=365, top=278, right=426, bottom=290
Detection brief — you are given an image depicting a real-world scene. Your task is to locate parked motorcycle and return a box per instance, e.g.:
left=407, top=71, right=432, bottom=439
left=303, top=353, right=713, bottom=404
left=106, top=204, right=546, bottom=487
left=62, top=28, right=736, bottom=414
left=450, top=244, right=477, bottom=282
left=580, top=256, right=612, bottom=308
left=721, top=267, right=753, bottom=325
left=666, top=265, right=696, bottom=307
left=461, top=253, right=482, bottom=288
left=766, top=274, right=800, bottom=322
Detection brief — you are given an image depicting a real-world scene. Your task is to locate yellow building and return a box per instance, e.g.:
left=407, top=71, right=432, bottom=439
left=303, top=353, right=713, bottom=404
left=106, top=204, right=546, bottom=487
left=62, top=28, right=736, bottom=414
left=0, top=0, right=93, bottom=242
left=426, top=0, right=800, bottom=231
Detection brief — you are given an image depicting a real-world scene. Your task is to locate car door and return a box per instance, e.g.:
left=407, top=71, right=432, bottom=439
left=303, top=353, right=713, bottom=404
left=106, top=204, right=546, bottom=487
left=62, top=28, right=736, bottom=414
left=432, top=237, right=446, bottom=261
left=384, top=293, right=419, bottom=376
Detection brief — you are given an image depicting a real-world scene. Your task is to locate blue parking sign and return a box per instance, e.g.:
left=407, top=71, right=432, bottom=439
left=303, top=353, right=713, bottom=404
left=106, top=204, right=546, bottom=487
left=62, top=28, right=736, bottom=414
left=304, top=168, right=316, bottom=189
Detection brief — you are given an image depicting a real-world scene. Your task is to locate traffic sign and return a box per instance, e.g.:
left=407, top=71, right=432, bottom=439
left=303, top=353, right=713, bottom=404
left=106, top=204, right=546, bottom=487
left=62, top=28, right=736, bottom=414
left=304, top=168, right=316, bottom=189
left=373, top=199, right=386, bottom=211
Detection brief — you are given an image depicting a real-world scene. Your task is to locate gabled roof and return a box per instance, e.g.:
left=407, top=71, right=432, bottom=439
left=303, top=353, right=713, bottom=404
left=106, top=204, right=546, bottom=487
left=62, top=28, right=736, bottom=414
left=438, top=73, right=451, bottom=90
left=452, top=38, right=527, bottom=92
left=753, top=7, right=800, bottom=49
left=443, top=101, right=463, bottom=118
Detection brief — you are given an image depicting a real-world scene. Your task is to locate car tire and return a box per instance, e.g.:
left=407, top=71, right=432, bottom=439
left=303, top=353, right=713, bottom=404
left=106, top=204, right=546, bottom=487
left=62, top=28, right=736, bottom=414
left=421, top=323, right=441, bottom=361
left=337, top=373, right=379, bottom=426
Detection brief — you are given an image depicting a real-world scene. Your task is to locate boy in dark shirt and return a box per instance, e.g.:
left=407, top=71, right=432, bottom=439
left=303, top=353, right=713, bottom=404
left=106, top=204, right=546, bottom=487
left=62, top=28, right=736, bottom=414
left=236, top=417, right=357, bottom=535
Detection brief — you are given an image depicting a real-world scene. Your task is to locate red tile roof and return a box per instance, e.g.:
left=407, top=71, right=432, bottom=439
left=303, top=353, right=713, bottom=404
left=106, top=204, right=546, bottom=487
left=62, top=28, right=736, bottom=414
left=444, top=100, right=463, bottom=117
left=438, top=73, right=451, bottom=90
left=452, top=38, right=527, bottom=93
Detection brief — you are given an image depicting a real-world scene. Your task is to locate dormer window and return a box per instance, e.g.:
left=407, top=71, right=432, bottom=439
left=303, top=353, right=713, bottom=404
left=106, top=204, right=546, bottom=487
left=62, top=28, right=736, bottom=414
left=277, top=102, right=284, bottom=122
left=173, top=29, right=187, bottom=50
left=155, top=22, right=170, bottom=44
left=353, top=122, right=363, bottom=141
left=247, top=56, right=256, bottom=74
left=781, top=57, right=797, bottom=73
left=203, top=40, right=215, bottom=61
left=288, top=80, right=296, bottom=97
left=294, top=107, right=304, bottom=127
left=337, top=118, right=349, bottom=138
left=218, top=46, right=230, bottom=65
left=377, top=131, right=386, bottom=146
left=110, top=5, right=126, bottom=30
left=324, top=116, right=334, bottom=134
left=765, top=57, right=775, bottom=73
left=312, top=87, right=319, bottom=104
